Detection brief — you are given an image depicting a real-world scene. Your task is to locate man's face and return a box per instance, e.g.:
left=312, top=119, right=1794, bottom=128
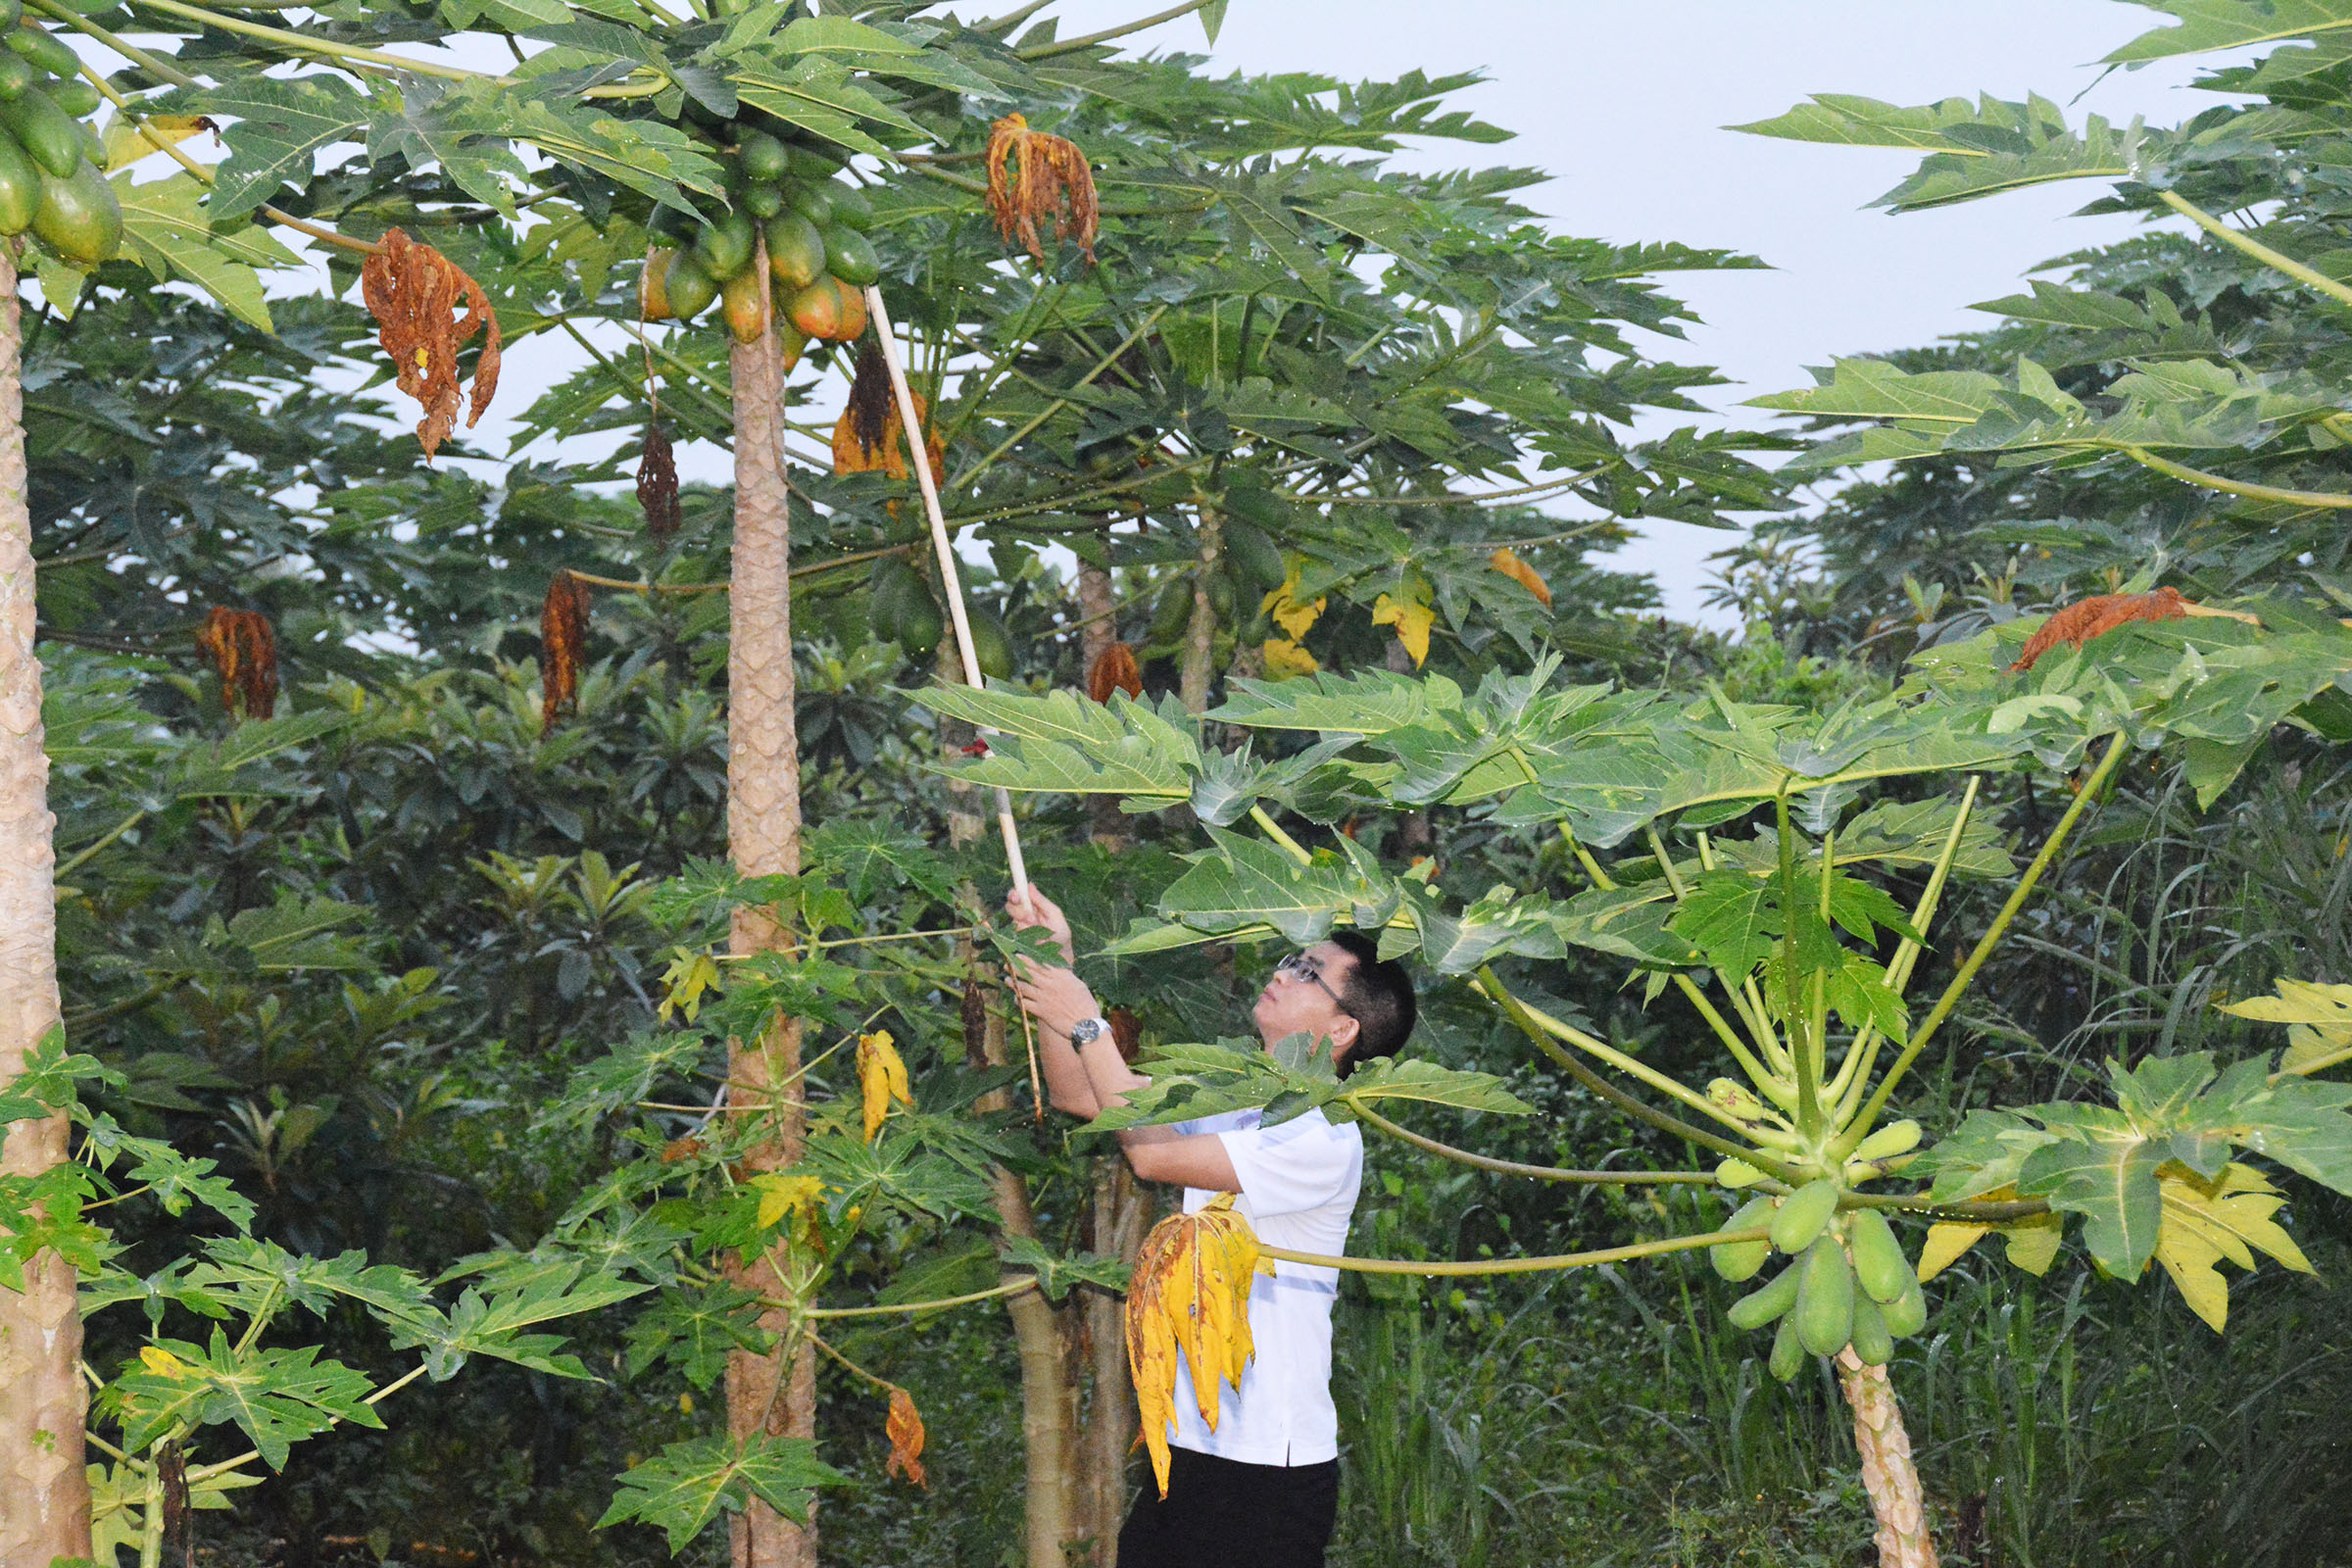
left=1251, top=940, right=1361, bottom=1066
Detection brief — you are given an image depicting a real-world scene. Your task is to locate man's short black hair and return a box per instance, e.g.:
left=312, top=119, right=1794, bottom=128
left=1327, top=930, right=1416, bottom=1078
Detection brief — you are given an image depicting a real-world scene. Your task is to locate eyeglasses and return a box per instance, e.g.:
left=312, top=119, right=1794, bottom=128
left=1274, top=951, right=1355, bottom=1018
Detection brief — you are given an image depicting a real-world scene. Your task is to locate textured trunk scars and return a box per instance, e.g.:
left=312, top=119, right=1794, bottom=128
left=1836, top=1348, right=1937, bottom=1568
left=0, top=245, right=90, bottom=1568
left=1078, top=1160, right=1152, bottom=1562
left=1178, top=511, right=1220, bottom=716
left=724, top=322, right=818, bottom=1568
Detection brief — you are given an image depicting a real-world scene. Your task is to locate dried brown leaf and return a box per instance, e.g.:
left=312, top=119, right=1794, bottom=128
left=195, top=607, right=278, bottom=720
left=2011, top=587, right=2190, bottom=671
left=540, top=570, right=594, bottom=733
left=1088, top=642, right=1143, bottom=703
left=361, top=228, right=502, bottom=460
left=985, top=113, right=1098, bottom=266
left=832, top=384, right=942, bottom=484
left=636, top=421, right=681, bottom=536
left=1106, top=1004, right=1141, bottom=1063
left=885, top=1385, right=929, bottom=1488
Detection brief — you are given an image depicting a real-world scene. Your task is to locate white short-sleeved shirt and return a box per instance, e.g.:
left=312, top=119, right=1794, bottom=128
left=1166, top=1106, right=1363, bottom=1467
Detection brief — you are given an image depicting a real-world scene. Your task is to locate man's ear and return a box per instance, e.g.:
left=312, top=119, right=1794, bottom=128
left=1327, top=1014, right=1361, bottom=1062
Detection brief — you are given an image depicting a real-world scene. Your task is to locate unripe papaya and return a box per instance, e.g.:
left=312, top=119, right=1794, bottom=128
left=737, top=128, right=789, bottom=185
left=1768, top=1313, right=1804, bottom=1382
left=785, top=143, right=839, bottom=179
left=1, top=84, right=83, bottom=176
left=826, top=182, right=873, bottom=230
left=764, top=211, right=826, bottom=290
left=720, top=263, right=767, bottom=344
left=692, top=209, right=756, bottom=281
left=742, top=183, right=783, bottom=220
left=1844, top=1207, right=1916, bottom=1305
left=869, top=556, right=922, bottom=627
left=0, top=55, right=30, bottom=102
left=823, top=224, right=879, bottom=286
left=1848, top=1293, right=1893, bottom=1366
left=1223, top=518, right=1285, bottom=593
left=787, top=183, right=833, bottom=227
left=776, top=315, right=808, bottom=372
left=0, top=1, right=21, bottom=27
left=639, top=246, right=677, bottom=320
left=46, top=78, right=94, bottom=118
left=896, top=581, right=944, bottom=659
left=1716, top=1156, right=1767, bottom=1189
left=31, top=156, right=116, bottom=265
left=1726, top=1262, right=1800, bottom=1331
left=1882, top=1276, right=1929, bottom=1339
left=965, top=607, right=1014, bottom=680
left=1710, top=1194, right=1775, bottom=1283
left=1794, top=1236, right=1856, bottom=1358
left=1853, top=1119, right=1923, bottom=1162
left=7, top=27, right=76, bottom=80
left=1770, top=1177, right=1841, bottom=1255
left=662, top=251, right=717, bottom=322
left=786, top=274, right=865, bottom=341
left=0, top=122, right=39, bottom=235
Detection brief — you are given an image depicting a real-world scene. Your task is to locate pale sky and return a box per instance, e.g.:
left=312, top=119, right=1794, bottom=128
left=443, top=2, right=2240, bottom=629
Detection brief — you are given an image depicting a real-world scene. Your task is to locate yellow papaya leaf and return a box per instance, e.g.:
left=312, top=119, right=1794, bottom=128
left=1488, top=547, right=1552, bottom=607
left=1260, top=638, right=1319, bottom=680
left=885, top=1385, right=928, bottom=1488
left=1126, top=1194, right=1276, bottom=1496
left=1371, top=590, right=1434, bottom=667
left=752, top=1172, right=823, bottom=1232
left=2219, top=977, right=2352, bottom=1076
left=104, top=113, right=214, bottom=175
left=2000, top=1210, right=2065, bottom=1276
left=658, top=948, right=723, bottom=1023
left=2153, top=1161, right=2313, bottom=1333
left=857, top=1030, right=913, bottom=1143
left=1261, top=563, right=1324, bottom=640
left=1916, top=1220, right=1988, bottom=1283
left=138, top=1346, right=192, bottom=1378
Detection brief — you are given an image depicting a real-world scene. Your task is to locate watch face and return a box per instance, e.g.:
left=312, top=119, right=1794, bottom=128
left=1070, top=1017, right=1104, bottom=1045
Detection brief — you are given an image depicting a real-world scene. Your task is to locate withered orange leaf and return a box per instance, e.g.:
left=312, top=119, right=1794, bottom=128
left=885, top=1385, right=928, bottom=1488
left=1088, top=642, right=1143, bottom=703
left=540, top=570, right=593, bottom=733
left=195, top=607, right=277, bottom=720
left=1127, top=1194, right=1273, bottom=1497
left=832, top=382, right=943, bottom=484
left=361, top=228, right=502, bottom=460
left=985, top=113, right=1098, bottom=266
left=856, top=1029, right=913, bottom=1144
left=2011, top=587, right=2190, bottom=671
left=1489, top=546, right=1552, bottom=607
left=636, top=421, right=681, bottom=536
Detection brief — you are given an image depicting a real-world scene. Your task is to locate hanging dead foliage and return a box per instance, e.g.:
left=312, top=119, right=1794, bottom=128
left=1128, top=1194, right=1273, bottom=1497
left=636, top=420, right=682, bottom=536
left=2011, top=587, right=2191, bottom=671
left=832, top=380, right=944, bottom=484
left=540, top=570, right=593, bottom=733
left=985, top=112, right=1098, bottom=265
left=1088, top=641, right=1143, bottom=703
left=361, top=228, right=503, bottom=460
left=960, top=973, right=989, bottom=1066
left=856, top=1029, right=913, bottom=1143
left=195, top=607, right=277, bottom=719
left=885, top=1385, right=929, bottom=1488
left=1489, top=546, right=1553, bottom=607
left=842, top=339, right=894, bottom=462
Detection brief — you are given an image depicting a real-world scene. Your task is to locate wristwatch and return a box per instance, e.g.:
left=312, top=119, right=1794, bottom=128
left=1068, top=1016, right=1109, bottom=1048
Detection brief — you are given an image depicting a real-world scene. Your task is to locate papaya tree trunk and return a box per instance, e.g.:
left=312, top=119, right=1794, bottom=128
left=724, top=321, right=818, bottom=1568
left=1078, top=1160, right=1151, bottom=1561
left=1178, top=511, right=1220, bottom=715
left=1076, top=557, right=1125, bottom=848
left=0, top=246, right=90, bottom=1568
left=1836, top=1349, right=1937, bottom=1568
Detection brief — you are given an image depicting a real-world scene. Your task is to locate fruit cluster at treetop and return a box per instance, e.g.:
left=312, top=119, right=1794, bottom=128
left=639, top=115, right=877, bottom=354
left=0, top=3, right=121, bottom=267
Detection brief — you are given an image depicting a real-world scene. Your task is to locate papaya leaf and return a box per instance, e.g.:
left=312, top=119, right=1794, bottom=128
left=596, top=1435, right=842, bottom=1550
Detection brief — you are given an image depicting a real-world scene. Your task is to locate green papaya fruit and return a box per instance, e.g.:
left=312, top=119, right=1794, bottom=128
left=869, top=556, right=922, bottom=624
left=0, top=123, right=39, bottom=235
left=785, top=143, right=839, bottom=179
left=896, top=582, right=944, bottom=660
left=7, top=27, right=75, bottom=79
left=691, top=209, right=756, bottom=281
left=1206, top=570, right=1236, bottom=620
left=1794, top=1236, right=1856, bottom=1358
left=1768, top=1313, right=1805, bottom=1382
left=46, top=78, right=95, bottom=118
left=30, top=156, right=116, bottom=264
left=1881, top=1277, right=1929, bottom=1340
left=1, top=84, right=84, bottom=176
left=1726, top=1262, right=1800, bottom=1331
left=1147, top=576, right=1194, bottom=644
left=822, top=224, right=879, bottom=286
left=0, top=55, right=31, bottom=102
left=1770, top=1177, right=1841, bottom=1255
left=742, top=183, right=783, bottom=220
left=826, top=182, right=873, bottom=230
left=1844, top=1207, right=1916, bottom=1306
left=1223, top=518, right=1285, bottom=593
left=786, top=183, right=833, bottom=228
left=737, top=129, right=789, bottom=185
left=1848, top=1293, right=1893, bottom=1366
left=965, top=607, right=1014, bottom=680
left=1710, top=1195, right=1775, bottom=1283
left=763, top=211, right=826, bottom=291
left=662, top=251, right=718, bottom=322
left=0, top=1, right=21, bottom=28
left=1853, top=1119, right=1923, bottom=1162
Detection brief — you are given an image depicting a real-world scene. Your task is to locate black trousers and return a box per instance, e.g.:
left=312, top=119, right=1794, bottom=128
left=1116, top=1446, right=1340, bottom=1568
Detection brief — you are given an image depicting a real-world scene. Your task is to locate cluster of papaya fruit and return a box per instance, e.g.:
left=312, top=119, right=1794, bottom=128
left=864, top=554, right=1011, bottom=673
left=0, top=6, right=120, bottom=268
left=1137, top=514, right=1285, bottom=647
left=1713, top=1159, right=1931, bottom=1380
left=640, top=122, right=878, bottom=349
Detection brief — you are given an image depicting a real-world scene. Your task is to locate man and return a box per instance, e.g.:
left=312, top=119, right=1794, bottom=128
left=1004, top=885, right=1418, bottom=1568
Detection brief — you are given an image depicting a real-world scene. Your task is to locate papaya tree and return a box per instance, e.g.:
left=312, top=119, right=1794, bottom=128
left=931, top=591, right=2352, bottom=1568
